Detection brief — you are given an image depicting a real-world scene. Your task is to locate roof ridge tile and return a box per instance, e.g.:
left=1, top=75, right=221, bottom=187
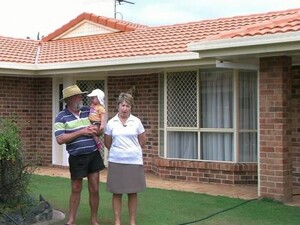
left=41, top=12, right=147, bottom=42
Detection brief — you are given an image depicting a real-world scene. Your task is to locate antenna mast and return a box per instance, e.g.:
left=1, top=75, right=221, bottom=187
left=114, top=0, right=135, bottom=19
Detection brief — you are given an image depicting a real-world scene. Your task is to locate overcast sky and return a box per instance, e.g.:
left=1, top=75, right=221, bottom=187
left=0, top=0, right=299, bottom=39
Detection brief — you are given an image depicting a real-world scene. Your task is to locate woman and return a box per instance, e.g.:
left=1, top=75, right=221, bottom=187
left=104, top=92, right=146, bottom=225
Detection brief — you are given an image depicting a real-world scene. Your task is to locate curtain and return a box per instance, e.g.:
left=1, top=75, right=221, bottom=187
left=239, top=71, right=258, bottom=162
left=201, top=70, right=233, bottom=161
left=167, top=131, right=198, bottom=159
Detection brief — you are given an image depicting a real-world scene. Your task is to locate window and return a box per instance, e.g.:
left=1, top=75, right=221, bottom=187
left=158, top=68, right=257, bottom=162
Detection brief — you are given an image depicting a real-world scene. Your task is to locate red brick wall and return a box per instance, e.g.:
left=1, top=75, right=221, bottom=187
left=259, top=56, right=293, bottom=202
left=153, top=157, right=257, bottom=184
left=107, top=73, right=258, bottom=185
left=0, top=76, right=52, bottom=165
left=106, top=73, right=159, bottom=171
left=291, top=66, right=300, bottom=188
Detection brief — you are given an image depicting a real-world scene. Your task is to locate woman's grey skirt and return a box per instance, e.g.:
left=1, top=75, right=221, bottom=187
left=107, top=162, right=146, bottom=194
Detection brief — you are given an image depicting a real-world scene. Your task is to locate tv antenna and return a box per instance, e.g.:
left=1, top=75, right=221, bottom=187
left=114, top=0, right=135, bottom=19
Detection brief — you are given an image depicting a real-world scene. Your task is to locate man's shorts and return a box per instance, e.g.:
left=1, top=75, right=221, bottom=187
left=69, top=150, right=105, bottom=179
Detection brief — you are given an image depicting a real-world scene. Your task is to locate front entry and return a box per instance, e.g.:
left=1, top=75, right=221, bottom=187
left=52, top=78, right=108, bottom=167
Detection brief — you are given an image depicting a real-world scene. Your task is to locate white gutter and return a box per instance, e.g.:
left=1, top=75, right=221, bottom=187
left=187, top=31, right=300, bottom=58
left=35, top=52, right=201, bottom=70
left=0, top=52, right=215, bottom=76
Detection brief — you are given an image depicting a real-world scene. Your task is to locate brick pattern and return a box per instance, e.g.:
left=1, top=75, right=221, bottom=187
left=291, top=66, right=300, bottom=188
left=259, top=56, right=293, bottom=202
left=152, top=157, right=257, bottom=184
left=106, top=73, right=159, bottom=171
left=0, top=76, right=52, bottom=165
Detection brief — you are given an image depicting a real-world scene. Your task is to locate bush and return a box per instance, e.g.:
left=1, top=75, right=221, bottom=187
left=0, top=117, right=35, bottom=206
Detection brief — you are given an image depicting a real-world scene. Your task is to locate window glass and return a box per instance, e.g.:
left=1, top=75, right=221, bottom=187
left=166, top=71, right=198, bottom=127
left=200, top=69, right=233, bottom=128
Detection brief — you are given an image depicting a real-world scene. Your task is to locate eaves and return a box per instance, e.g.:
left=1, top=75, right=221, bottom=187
left=0, top=52, right=215, bottom=76
left=187, top=31, right=300, bottom=65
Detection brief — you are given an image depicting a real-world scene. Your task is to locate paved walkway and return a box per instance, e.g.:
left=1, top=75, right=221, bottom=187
left=35, top=166, right=300, bottom=206
left=35, top=166, right=257, bottom=199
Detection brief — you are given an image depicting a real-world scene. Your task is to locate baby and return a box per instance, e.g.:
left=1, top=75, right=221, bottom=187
left=87, top=89, right=106, bottom=150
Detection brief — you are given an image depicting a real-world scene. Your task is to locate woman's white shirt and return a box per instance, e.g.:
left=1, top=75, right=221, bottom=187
left=105, top=114, right=145, bottom=165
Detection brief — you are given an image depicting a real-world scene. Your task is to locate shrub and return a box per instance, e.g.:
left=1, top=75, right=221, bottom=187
left=0, top=117, right=35, bottom=206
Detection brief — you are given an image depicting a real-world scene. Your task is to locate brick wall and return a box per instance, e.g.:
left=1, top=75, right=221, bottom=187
left=0, top=76, right=52, bottom=165
left=259, top=56, right=293, bottom=202
left=106, top=73, right=159, bottom=171
left=153, top=157, right=257, bottom=184
left=291, top=66, right=300, bottom=188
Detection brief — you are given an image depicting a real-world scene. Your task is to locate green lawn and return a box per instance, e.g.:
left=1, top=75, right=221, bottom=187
left=29, top=175, right=300, bottom=225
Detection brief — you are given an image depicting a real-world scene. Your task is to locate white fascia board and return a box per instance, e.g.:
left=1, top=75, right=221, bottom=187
left=0, top=63, right=37, bottom=76
left=187, top=31, right=300, bottom=57
left=216, top=60, right=258, bottom=70
left=35, top=52, right=201, bottom=70
left=0, top=52, right=212, bottom=76
left=37, top=53, right=216, bottom=75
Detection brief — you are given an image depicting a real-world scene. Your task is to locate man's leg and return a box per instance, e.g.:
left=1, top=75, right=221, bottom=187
left=112, top=194, right=122, bottom=225
left=66, top=178, right=82, bottom=225
left=88, top=171, right=100, bottom=225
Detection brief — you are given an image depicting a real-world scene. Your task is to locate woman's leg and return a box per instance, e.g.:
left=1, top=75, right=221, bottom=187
left=128, top=193, right=137, bottom=225
left=112, top=194, right=122, bottom=225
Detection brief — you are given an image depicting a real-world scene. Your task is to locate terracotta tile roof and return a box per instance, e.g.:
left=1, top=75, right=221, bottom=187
left=209, top=9, right=300, bottom=40
left=0, top=36, right=38, bottom=64
left=1, top=8, right=300, bottom=65
left=42, top=12, right=148, bottom=42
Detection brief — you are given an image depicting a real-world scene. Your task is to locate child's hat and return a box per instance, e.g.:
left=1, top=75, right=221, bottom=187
left=87, top=89, right=105, bottom=106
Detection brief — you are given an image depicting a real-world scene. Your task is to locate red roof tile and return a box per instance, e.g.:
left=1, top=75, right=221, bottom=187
left=42, top=12, right=148, bottom=42
left=0, top=36, right=38, bottom=64
left=1, top=8, right=300, bottom=65
left=211, top=9, right=300, bottom=39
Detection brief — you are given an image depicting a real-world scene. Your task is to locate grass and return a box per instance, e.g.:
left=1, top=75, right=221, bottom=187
left=29, top=175, right=300, bottom=225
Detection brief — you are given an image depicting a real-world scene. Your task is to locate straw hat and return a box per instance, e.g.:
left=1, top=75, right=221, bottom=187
left=87, top=89, right=105, bottom=106
left=60, top=85, right=87, bottom=101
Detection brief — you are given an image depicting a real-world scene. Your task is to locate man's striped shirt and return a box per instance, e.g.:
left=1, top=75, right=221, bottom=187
left=54, top=106, right=97, bottom=156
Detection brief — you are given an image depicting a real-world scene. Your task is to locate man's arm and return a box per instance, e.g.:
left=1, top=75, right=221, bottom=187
left=56, top=125, right=98, bottom=145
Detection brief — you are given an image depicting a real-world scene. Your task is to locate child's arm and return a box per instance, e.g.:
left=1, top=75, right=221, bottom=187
left=99, top=112, right=106, bottom=131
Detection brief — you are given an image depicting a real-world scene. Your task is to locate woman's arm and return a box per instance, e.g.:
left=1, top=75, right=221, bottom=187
left=138, top=132, right=146, bottom=148
left=104, top=134, right=112, bottom=150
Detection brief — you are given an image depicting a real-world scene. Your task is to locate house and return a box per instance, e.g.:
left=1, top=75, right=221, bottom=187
left=1, top=8, right=300, bottom=203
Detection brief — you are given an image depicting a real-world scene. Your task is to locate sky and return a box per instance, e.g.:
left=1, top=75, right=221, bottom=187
left=0, top=0, right=300, bottom=39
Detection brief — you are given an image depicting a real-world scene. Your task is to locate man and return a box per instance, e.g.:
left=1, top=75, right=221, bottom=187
left=54, top=85, right=105, bottom=225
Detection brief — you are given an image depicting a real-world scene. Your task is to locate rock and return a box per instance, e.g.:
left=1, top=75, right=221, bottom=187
left=0, top=195, right=53, bottom=225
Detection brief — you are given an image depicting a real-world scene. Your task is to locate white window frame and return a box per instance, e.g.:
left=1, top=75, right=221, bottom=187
left=158, top=68, right=258, bottom=163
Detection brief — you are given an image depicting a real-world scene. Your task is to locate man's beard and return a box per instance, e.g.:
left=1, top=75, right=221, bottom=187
left=72, top=102, right=83, bottom=111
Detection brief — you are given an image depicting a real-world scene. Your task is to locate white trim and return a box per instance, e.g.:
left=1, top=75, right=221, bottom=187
left=233, top=70, right=239, bottom=163
left=188, top=31, right=300, bottom=51
left=54, top=20, right=119, bottom=40
left=257, top=70, right=261, bottom=197
left=188, top=31, right=300, bottom=58
left=0, top=52, right=211, bottom=76
left=216, top=60, right=258, bottom=70
left=35, top=52, right=201, bottom=70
